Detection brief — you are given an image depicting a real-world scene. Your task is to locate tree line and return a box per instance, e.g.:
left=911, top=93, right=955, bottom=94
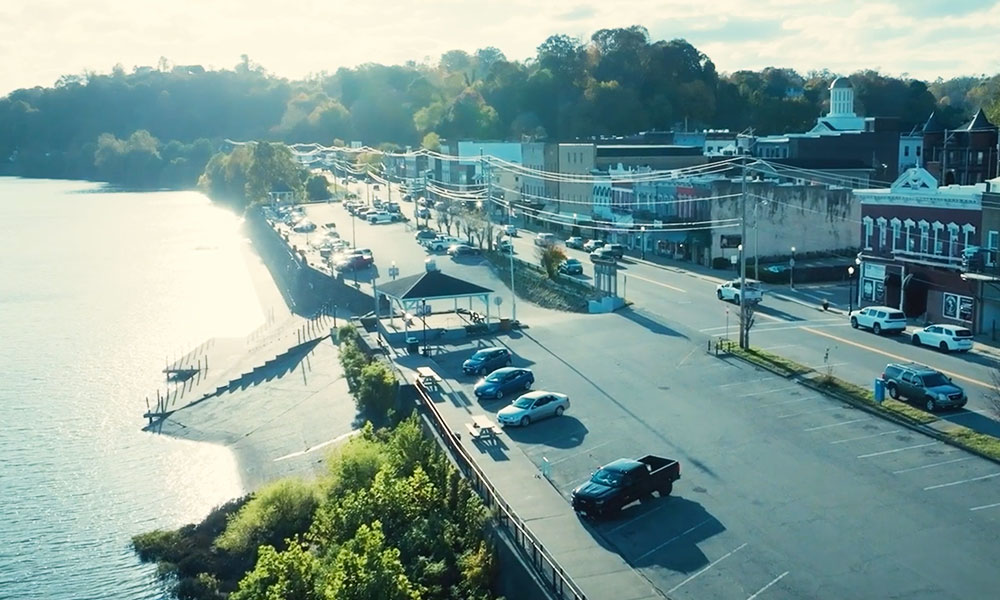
left=2, top=30, right=999, bottom=188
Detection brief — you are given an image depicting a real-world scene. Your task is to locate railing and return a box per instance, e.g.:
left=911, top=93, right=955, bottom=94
left=414, top=379, right=587, bottom=600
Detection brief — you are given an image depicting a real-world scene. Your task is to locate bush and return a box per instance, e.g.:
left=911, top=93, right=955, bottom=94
left=536, top=245, right=566, bottom=278
left=339, top=337, right=369, bottom=391
left=215, top=479, right=320, bottom=559
left=356, top=361, right=398, bottom=421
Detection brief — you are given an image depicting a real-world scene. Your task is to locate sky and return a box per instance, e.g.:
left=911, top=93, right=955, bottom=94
left=2, top=0, right=999, bottom=96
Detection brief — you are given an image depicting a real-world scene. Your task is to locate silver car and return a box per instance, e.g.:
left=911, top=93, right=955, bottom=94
left=496, top=391, right=570, bottom=427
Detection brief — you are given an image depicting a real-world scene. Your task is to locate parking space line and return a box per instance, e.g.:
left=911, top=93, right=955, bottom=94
left=778, top=406, right=845, bottom=419
left=625, top=272, right=687, bottom=293
left=738, top=385, right=800, bottom=398
left=805, top=418, right=868, bottom=431
left=746, top=571, right=790, bottom=600
left=830, top=429, right=900, bottom=444
left=924, top=472, right=1000, bottom=490
left=893, top=457, right=971, bottom=474
left=719, top=378, right=772, bottom=388
left=607, top=501, right=674, bottom=535
left=760, top=396, right=816, bottom=408
left=666, top=542, right=748, bottom=594
left=633, top=518, right=713, bottom=563
left=858, top=442, right=938, bottom=459
left=547, top=440, right=614, bottom=466
left=970, top=501, right=1000, bottom=512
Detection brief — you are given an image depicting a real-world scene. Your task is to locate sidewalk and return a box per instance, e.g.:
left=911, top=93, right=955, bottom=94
left=392, top=350, right=664, bottom=600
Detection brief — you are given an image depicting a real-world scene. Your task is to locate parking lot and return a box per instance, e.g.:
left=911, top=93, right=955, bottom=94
left=424, top=311, right=1000, bottom=600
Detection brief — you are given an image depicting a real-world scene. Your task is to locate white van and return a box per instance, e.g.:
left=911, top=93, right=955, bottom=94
left=534, top=233, right=557, bottom=247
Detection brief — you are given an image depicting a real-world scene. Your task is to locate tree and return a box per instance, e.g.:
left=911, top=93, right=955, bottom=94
left=306, top=174, right=332, bottom=200
left=216, top=479, right=320, bottom=558
left=326, top=522, right=421, bottom=600
left=356, top=361, right=398, bottom=422
left=230, top=542, right=323, bottom=600
left=420, top=132, right=441, bottom=152
left=537, top=245, right=566, bottom=278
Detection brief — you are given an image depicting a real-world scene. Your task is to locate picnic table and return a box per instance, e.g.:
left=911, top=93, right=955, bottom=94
left=466, top=414, right=500, bottom=440
left=416, top=366, right=440, bottom=390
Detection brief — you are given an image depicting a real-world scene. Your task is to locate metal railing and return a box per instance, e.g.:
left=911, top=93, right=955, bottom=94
left=414, top=379, right=587, bottom=600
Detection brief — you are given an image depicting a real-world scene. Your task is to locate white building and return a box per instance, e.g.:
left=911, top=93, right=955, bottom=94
left=810, top=77, right=865, bottom=133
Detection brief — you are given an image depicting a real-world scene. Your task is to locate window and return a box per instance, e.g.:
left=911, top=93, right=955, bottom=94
left=878, top=221, right=887, bottom=248
left=904, top=146, right=910, bottom=157
left=988, top=231, right=999, bottom=267
left=916, top=146, right=921, bottom=157
left=949, top=228, right=958, bottom=257
left=863, top=217, right=874, bottom=250
left=920, top=225, right=929, bottom=253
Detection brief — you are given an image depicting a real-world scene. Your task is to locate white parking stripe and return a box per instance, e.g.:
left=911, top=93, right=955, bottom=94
left=893, top=457, right=971, bottom=474
left=633, top=518, right=713, bottom=563
left=925, top=472, right=1000, bottom=490
left=746, top=571, right=790, bottom=600
left=970, top=501, right=1000, bottom=512
left=858, top=442, right=938, bottom=459
left=778, top=406, right=845, bottom=419
left=805, top=418, right=868, bottom=431
left=547, top=440, right=614, bottom=466
left=607, top=501, right=674, bottom=535
left=719, top=378, right=772, bottom=388
left=667, top=542, right=748, bottom=594
left=830, top=430, right=900, bottom=444
left=738, top=385, right=800, bottom=397
left=760, top=396, right=816, bottom=408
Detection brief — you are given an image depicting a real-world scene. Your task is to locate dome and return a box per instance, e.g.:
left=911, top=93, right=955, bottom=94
left=830, top=77, right=852, bottom=89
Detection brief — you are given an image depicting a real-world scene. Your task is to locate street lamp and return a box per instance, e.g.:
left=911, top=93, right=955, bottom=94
left=641, top=226, right=647, bottom=260
left=790, top=246, right=796, bottom=289
left=848, top=265, right=855, bottom=314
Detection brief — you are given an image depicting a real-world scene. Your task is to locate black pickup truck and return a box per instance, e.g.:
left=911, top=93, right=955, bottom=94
left=571, top=455, right=680, bottom=518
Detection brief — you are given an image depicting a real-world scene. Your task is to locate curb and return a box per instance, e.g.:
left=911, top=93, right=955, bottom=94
left=717, top=348, right=1000, bottom=468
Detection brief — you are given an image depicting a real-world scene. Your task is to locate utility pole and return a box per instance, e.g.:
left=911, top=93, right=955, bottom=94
left=740, top=156, right=749, bottom=349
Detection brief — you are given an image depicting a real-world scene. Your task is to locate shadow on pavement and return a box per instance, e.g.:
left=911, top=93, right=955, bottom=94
left=941, top=409, right=1000, bottom=437
left=502, top=416, right=588, bottom=449
left=469, top=433, right=510, bottom=461
left=589, top=495, right=725, bottom=573
left=618, top=307, right=688, bottom=338
left=755, top=304, right=807, bottom=322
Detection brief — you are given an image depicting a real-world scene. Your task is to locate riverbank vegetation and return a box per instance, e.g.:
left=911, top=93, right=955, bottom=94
left=133, top=417, right=498, bottom=600
left=4, top=32, right=999, bottom=186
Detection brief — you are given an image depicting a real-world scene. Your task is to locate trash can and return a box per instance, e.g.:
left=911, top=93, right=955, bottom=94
left=406, top=337, right=420, bottom=355
left=873, top=378, right=885, bottom=404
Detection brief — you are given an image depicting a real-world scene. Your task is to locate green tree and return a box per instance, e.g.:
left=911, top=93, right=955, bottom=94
left=230, top=542, right=323, bottom=600
left=327, top=522, right=421, bottom=600
left=306, top=174, right=332, bottom=200
left=356, top=361, right=398, bottom=421
left=216, top=479, right=320, bottom=558
left=537, top=245, right=567, bottom=278
left=420, top=132, right=441, bottom=152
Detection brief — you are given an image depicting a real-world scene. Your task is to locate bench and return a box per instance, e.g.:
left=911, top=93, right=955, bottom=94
left=416, top=366, right=440, bottom=390
left=465, top=415, right=499, bottom=440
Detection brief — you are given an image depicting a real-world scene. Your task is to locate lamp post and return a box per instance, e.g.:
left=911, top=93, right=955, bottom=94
left=790, top=246, right=796, bottom=289
left=641, top=226, right=646, bottom=260
left=509, top=208, right=518, bottom=322
left=848, top=265, right=855, bottom=314
left=421, top=299, right=428, bottom=355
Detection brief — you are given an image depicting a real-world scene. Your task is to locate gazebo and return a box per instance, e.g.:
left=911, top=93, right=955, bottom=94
left=375, top=269, right=495, bottom=338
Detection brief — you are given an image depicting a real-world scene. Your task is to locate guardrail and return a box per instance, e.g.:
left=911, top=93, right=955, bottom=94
left=414, top=379, right=586, bottom=600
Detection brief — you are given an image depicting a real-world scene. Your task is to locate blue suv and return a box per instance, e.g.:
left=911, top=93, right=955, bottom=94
left=474, top=367, right=534, bottom=400
left=462, top=347, right=512, bottom=376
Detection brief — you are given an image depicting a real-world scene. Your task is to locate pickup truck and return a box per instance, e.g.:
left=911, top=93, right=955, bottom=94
left=572, top=455, right=680, bottom=518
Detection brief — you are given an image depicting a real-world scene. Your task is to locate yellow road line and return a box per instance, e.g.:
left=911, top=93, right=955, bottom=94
left=625, top=272, right=687, bottom=293
left=801, top=327, right=992, bottom=390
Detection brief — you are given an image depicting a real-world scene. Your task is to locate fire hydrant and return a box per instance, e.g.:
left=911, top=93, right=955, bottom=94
left=822, top=299, right=830, bottom=311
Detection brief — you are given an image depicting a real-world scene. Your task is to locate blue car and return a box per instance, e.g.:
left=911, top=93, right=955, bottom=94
left=474, top=367, right=534, bottom=400
left=462, top=347, right=512, bottom=376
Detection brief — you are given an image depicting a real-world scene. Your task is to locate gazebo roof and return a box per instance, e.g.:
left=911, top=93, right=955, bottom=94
left=378, top=269, right=493, bottom=302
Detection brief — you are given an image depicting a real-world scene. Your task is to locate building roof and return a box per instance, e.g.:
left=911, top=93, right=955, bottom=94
left=377, top=269, right=493, bottom=301
left=596, top=145, right=703, bottom=157
left=923, top=111, right=943, bottom=133
left=831, top=77, right=853, bottom=89
left=964, top=108, right=995, bottom=131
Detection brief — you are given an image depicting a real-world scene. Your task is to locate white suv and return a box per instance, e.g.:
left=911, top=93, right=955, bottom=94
left=911, top=324, right=973, bottom=352
left=850, top=305, right=907, bottom=335
left=716, top=279, right=763, bottom=305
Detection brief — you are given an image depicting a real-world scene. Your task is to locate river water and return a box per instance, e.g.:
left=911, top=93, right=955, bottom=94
left=0, top=178, right=264, bottom=599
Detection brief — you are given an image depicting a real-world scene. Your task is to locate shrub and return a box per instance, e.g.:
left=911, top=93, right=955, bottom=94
left=215, top=479, right=320, bottom=559
left=536, top=245, right=566, bottom=278
left=356, top=361, right=398, bottom=421
left=339, top=338, right=369, bottom=391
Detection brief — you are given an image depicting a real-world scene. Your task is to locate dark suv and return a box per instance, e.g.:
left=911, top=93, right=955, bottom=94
left=605, top=243, right=626, bottom=259
left=882, top=362, right=967, bottom=412
left=462, top=347, right=512, bottom=375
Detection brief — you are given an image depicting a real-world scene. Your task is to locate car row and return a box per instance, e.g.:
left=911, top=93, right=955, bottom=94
left=463, top=347, right=571, bottom=427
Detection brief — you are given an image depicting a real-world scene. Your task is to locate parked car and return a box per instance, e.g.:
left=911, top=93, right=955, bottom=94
left=448, top=243, right=481, bottom=257
left=558, top=258, right=584, bottom=275
left=565, top=236, right=584, bottom=249
left=292, top=219, right=317, bottom=233
left=882, top=362, right=967, bottom=412
left=462, top=347, right=512, bottom=375
left=335, top=254, right=370, bottom=271
left=367, top=211, right=395, bottom=224
left=385, top=202, right=401, bottom=214
left=434, top=201, right=448, bottom=210
left=503, top=224, right=518, bottom=237
left=850, top=305, right=907, bottom=335
left=473, top=367, right=534, bottom=400
left=590, top=247, right=617, bottom=263
left=716, top=279, right=763, bottom=305
left=496, top=240, right=514, bottom=254
left=582, top=239, right=606, bottom=252
left=416, top=207, right=431, bottom=219
left=911, top=324, right=973, bottom=352
left=604, top=243, right=626, bottom=259
left=571, top=455, right=681, bottom=518
left=534, top=232, right=557, bottom=247
left=496, top=391, right=570, bottom=427
left=415, top=229, right=438, bottom=243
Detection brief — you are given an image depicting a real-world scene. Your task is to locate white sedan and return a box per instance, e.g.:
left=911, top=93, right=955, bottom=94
left=910, top=324, right=974, bottom=352
left=496, top=391, right=570, bottom=427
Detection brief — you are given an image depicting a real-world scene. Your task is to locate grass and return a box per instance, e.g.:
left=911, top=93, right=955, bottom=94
left=726, top=344, right=813, bottom=377
left=483, top=251, right=599, bottom=312
left=946, top=427, right=1000, bottom=462
left=811, top=373, right=937, bottom=425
